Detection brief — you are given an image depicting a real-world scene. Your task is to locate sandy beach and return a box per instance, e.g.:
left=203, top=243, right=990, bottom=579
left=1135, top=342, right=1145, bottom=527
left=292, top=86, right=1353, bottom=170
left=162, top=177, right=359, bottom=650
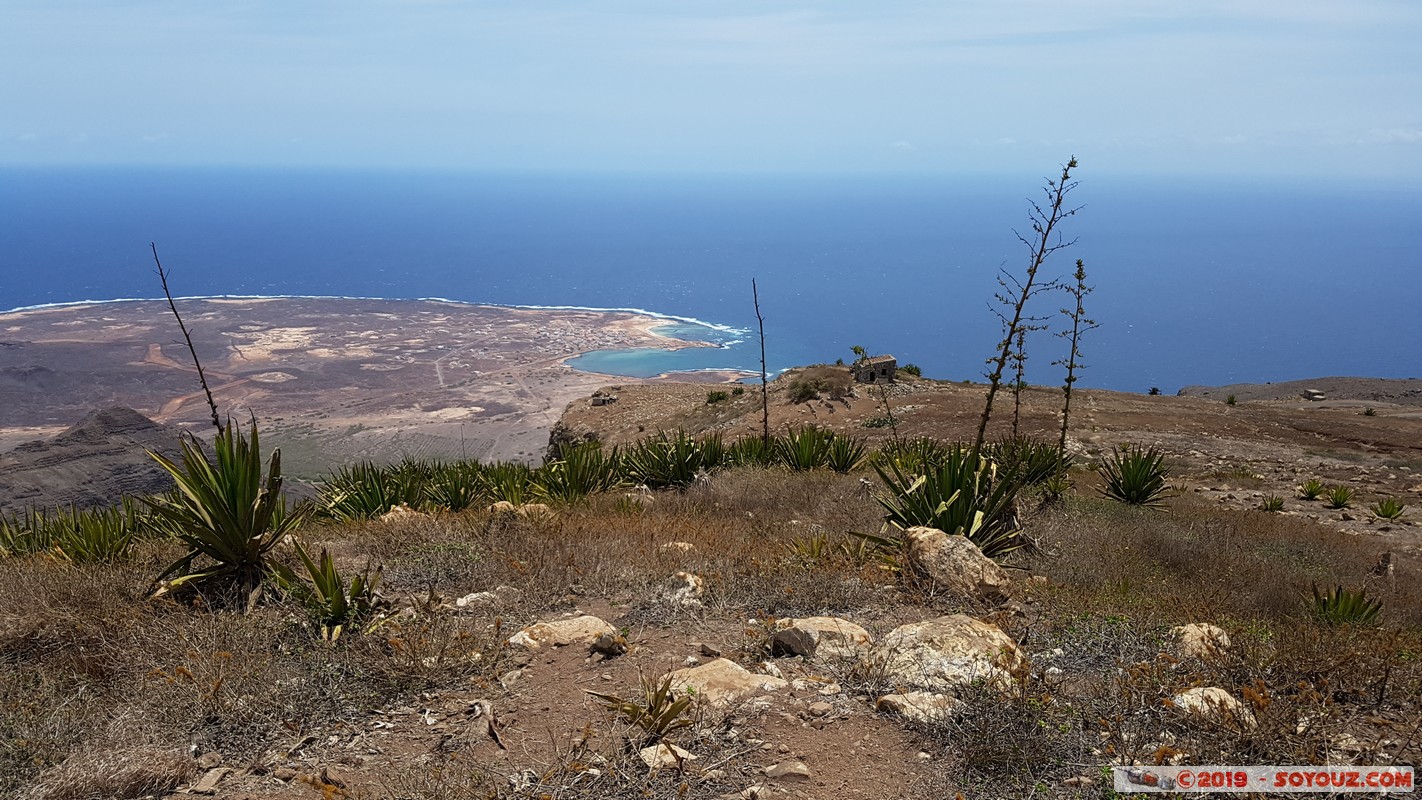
left=0, top=297, right=717, bottom=474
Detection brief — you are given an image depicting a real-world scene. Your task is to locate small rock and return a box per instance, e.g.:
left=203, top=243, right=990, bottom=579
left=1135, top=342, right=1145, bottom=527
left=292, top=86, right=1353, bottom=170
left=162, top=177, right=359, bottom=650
left=1172, top=686, right=1257, bottom=729
left=508, top=615, right=616, bottom=650
left=765, top=760, right=812, bottom=781
left=807, top=701, right=833, bottom=717
left=771, top=617, right=874, bottom=660
left=197, top=752, right=223, bottom=769
left=667, top=658, right=788, bottom=708
left=191, top=767, right=232, bottom=795
left=1064, top=775, right=1096, bottom=787
left=700, top=642, right=724, bottom=658
left=272, top=767, right=297, bottom=782
left=1170, top=623, right=1232, bottom=660
left=590, top=631, right=629, bottom=657
left=639, top=742, right=697, bottom=770
left=868, top=614, right=1027, bottom=694
left=659, top=540, right=695, bottom=553
left=876, top=691, right=961, bottom=723
left=661, top=571, right=705, bottom=610
left=904, top=527, right=1012, bottom=601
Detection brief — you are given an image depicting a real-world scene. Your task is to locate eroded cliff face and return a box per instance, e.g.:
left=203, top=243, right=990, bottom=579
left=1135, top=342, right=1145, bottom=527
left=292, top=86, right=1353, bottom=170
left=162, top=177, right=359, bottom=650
left=0, top=407, right=182, bottom=515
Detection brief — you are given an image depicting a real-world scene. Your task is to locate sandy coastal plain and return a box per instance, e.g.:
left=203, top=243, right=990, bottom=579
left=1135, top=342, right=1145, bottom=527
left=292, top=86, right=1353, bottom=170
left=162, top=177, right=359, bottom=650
left=0, top=297, right=734, bottom=475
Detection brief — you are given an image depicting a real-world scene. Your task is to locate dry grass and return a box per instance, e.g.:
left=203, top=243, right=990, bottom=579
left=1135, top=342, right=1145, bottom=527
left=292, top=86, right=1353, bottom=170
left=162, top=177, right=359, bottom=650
left=1, top=465, right=1418, bottom=798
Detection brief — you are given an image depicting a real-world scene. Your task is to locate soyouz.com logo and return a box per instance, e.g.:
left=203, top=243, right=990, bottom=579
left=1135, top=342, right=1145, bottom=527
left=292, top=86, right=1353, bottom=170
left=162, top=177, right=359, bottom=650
left=1113, top=765, right=1413, bottom=793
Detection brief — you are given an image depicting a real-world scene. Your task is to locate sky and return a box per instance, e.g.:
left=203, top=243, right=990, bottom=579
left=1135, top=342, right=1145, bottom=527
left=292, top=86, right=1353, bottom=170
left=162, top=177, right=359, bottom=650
left=2, top=1, right=1420, bottom=178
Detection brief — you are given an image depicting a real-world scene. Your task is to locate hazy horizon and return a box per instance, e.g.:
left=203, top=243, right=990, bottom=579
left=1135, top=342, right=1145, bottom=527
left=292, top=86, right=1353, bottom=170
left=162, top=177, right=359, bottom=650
left=3, top=2, right=1419, bottom=180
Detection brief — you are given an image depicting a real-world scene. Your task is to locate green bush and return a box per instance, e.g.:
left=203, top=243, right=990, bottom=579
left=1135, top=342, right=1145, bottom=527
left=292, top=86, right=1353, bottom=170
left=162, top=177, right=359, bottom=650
left=900, top=363, right=922, bottom=377
left=731, top=386, right=745, bottom=396
left=1259, top=495, right=1285, bottom=512
left=479, top=462, right=537, bottom=505
left=146, top=420, right=310, bottom=611
left=1298, top=478, right=1326, bottom=500
left=1225, top=394, right=1237, bottom=406
left=787, top=379, right=823, bottom=404
left=1097, top=444, right=1171, bottom=508
left=1363, top=407, right=1377, bottom=417
left=705, top=390, right=730, bottom=404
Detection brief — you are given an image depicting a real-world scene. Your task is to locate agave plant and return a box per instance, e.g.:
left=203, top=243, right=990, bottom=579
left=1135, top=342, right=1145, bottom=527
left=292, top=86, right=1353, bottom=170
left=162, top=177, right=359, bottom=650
left=1372, top=497, right=1407, bottom=521
left=1310, top=584, right=1383, bottom=626
left=271, top=539, right=386, bottom=640
left=825, top=433, right=868, bottom=474
left=776, top=426, right=833, bottom=471
left=0, top=507, right=52, bottom=557
left=990, top=435, right=1070, bottom=486
left=145, top=420, right=310, bottom=611
left=874, top=445, right=1029, bottom=558
left=726, top=435, right=775, bottom=467
left=425, top=460, right=485, bottom=511
left=536, top=441, right=623, bottom=503
left=621, top=431, right=708, bottom=489
left=1324, top=485, right=1354, bottom=509
left=50, top=497, right=143, bottom=563
left=1097, top=444, right=1172, bottom=508
left=480, top=461, right=536, bottom=505
left=320, top=461, right=425, bottom=520
left=1259, top=495, right=1285, bottom=513
left=1298, top=479, right=1326, bottom=501
left=586, top=674, right=697, bottom=745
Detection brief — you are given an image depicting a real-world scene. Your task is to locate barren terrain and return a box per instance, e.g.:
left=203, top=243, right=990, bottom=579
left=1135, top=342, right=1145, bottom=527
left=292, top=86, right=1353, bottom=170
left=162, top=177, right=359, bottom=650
left=0, top=298, right=720, bottom=476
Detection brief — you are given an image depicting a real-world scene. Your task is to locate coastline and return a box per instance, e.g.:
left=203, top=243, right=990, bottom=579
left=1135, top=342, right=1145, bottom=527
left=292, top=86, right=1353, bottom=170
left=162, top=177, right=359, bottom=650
left=0, top=297, right=740, bottom=469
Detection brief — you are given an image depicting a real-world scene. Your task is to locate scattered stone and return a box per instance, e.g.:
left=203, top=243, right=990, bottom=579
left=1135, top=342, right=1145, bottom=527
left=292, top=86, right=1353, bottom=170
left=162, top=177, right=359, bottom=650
left=771, top=616, right=874, bottom=660
left=639, top=743, right=697, bottom=770
left=765, top=760, right=812, bottom=781
left=508, top=615, right=616, bottom=650
left=868, top=614, right=1026, bottom=694
left=667, top=658, right=789, bottom=707
left=1170, top=623, right=1232, bottom=659
left=488, top=500, right=518, bottom=515
left=590, top=631, right=629, bottom=657
left=191, top=767, right=232, bottom=795
left=1172, top=687, right=1257, bottom=729
left=517, top=502, right=554, bottom=519
left=661, top=571, right=705, bottom=610
left=807, top=701, right=833, bottom=717
left=453, top=584, right=522, bottom=611
left=876, top=691, right=961, bottom=723
left=904, top=527, right=1012, bottom=601
left=197, top=752, right=223, bottom=769
left=700, top=642, right=724, bottom=658
left=272, top=767, right=297, bottom=782
left=1064, top=775, right=1096, bottom=787
left=659, top=540, right=695, bottom=553
left=379, top=503, right=425, bottom=523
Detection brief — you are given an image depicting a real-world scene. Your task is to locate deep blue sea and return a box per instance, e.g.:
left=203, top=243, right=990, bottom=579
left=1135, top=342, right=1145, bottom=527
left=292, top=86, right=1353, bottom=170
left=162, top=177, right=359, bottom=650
left=2, top=166, right=1418, bottom=392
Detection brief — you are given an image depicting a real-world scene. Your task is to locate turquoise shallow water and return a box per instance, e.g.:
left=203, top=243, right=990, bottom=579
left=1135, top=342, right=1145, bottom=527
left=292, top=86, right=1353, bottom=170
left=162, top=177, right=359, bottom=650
left=566, top=323, right=755, bottom=378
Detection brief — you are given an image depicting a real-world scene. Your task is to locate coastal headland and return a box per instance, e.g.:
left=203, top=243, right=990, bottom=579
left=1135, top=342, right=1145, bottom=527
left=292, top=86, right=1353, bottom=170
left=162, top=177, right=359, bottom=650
left=0, top=297, right=739, bottom=475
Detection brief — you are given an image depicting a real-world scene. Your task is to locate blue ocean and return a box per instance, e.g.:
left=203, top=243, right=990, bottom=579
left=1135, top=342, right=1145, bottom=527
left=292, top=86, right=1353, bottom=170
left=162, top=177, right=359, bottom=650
left=2, top=166, right=1418, bottom=392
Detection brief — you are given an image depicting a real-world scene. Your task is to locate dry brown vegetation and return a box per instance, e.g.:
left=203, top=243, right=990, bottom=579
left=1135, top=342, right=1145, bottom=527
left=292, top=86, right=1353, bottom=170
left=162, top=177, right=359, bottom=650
left=2, top=451, right=1419, bottom=799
